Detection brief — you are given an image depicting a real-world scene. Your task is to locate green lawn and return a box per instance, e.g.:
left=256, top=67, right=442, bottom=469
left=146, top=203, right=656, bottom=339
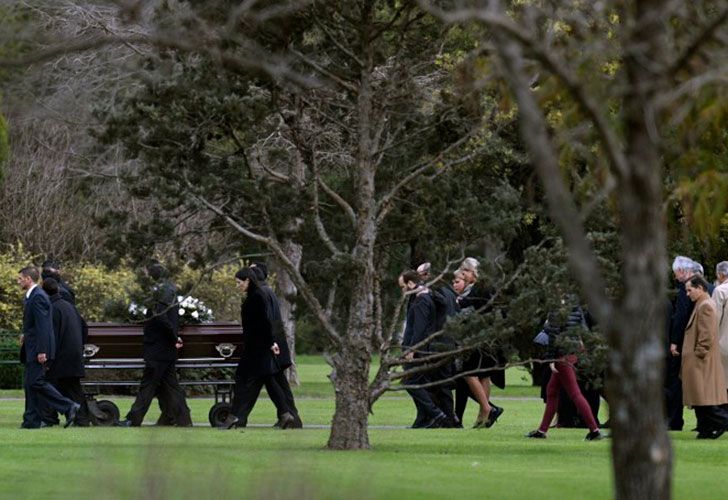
left=0, top=358, right=724, bottom=499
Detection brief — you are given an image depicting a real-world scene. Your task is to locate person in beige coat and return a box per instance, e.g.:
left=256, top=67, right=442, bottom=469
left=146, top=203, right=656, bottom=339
left=711, top=261, right=728, bottom=391
left=682, top=275, right=728, bottom=439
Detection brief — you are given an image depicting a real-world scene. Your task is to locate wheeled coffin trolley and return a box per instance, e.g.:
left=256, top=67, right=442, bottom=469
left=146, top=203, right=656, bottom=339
left=83, top=322, right=242, bottom=427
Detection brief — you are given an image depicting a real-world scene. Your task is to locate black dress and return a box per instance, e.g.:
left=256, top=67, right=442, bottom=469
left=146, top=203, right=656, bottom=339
left=458, top=284, right=506, bottom=389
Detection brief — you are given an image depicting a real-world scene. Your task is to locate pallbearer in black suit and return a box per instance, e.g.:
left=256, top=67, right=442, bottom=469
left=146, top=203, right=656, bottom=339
left=41, top=278, right=90, bottom=426
left=118, top=262, right=191, bottom=427
left=17, top=266, right=80, bottom=429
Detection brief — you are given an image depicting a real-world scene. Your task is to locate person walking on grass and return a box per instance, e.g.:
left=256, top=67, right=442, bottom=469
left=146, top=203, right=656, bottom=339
left=40, top=278, right=90, bottom=427
left=221, top=267, right=297, bottom=429
left=454, top=258, right=505, bottom=429
left=526, top=303, right=603, bottom=441
left=17, top=266, right=80, bottom=429
left=711, top=261, right=728, bottom=394
left=118, top=262, right=191, bottom=427
left=681, top=275, right=728, bottom=439
left=399, top=269, right=448, bottom=429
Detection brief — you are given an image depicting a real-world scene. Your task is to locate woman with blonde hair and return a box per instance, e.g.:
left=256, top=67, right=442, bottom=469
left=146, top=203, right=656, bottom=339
left=454, top=257, right=505, bottom=428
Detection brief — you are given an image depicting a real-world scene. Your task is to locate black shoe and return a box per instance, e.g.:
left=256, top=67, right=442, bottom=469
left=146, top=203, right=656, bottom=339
left=411, top=414, right=427, bottom=429
left=439, top=416, right=460, bottom=429
left=697, top=429, right=725, bottom=440
left=40, top=422, right=56, bottom=428
left=424, top=413, right=447, bottom=429
left=485, top=406, right=504, bottom=428
left=64, top=403, right=81, bottom=428
left=278, top=412, right=297, bottom=430
left=219, top=414, right=239, bottom=430
left=526, top=430, right=547, bottom=439
left=291, top=414, right=303, bottom=429
left=601, top=419, right=611, bottom=429
left=116, top=419, right=133, bottom=427
left=585, top=430, right=604, bottom=441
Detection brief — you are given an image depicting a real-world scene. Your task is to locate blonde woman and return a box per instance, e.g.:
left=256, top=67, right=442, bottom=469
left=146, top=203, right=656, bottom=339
left=454, top=258, right=505, bottom=428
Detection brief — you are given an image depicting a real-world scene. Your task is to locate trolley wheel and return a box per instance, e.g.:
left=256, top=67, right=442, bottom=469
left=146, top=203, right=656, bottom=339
left=91, top=399, right=120, bottom=426
left=208, top=402, right=233, bottom=427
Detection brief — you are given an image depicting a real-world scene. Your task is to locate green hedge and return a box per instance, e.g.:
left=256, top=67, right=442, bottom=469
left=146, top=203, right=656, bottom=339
left=0, top=330, right=22, bottom=389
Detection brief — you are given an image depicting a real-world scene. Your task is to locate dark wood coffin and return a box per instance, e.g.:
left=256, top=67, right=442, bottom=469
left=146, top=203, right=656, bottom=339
left=85, top=322, right=243, bottom=363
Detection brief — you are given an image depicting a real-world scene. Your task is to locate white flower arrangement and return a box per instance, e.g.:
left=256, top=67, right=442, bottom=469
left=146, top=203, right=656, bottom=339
left=176, top=295, right=214, bottom=324
left=128, top=302, right=148, bottom=321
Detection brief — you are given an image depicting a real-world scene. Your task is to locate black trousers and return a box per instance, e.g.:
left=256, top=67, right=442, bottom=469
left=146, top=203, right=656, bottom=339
left=266, top=371, right=299, bottom=419
left=22, top=361, right=75, bottom=428
left=664, top=356, right=684, bottom=430
left=403, top=364, right=443, bottom=423
left=694, top=405, right=728, bottom=433
left=42, top=377, right=90, bottom=426
left=230, top=368, right=291, bottom=426
left=154, top=377, right=193, bottom=427
left=126, top=359, right=189, bottom=426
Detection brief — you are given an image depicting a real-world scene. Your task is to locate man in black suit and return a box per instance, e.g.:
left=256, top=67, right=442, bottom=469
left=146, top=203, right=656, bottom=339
left=118, top=262, right=191, bottom=426
left=399, top=270, right=448, bottom=428
left=17, top=266, right=80, bottom=429
left=40, top=278, right=90, bottom=426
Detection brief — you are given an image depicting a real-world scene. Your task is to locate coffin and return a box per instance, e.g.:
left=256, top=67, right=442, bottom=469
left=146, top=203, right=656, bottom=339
left=84, top=322, right=243, bottom=365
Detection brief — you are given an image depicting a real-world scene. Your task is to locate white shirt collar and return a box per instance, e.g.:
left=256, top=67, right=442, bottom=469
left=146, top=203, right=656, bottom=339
left=25, top=284, right=38, bottom=299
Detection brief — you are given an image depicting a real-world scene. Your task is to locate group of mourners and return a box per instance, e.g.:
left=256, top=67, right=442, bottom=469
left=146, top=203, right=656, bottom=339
left=397, top=257, right=602, bottom=439
left=664, top=257, right=728, bottom=439
left=17, top=253, right=728, bottom=438
left=397, top=258, right=505, bottom=430
left=16, top=260, right=301, bottom=429
left=398, top=254, right=728, bottom=441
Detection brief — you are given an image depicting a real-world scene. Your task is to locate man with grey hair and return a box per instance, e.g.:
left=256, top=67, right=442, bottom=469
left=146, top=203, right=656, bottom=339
left=666, top=255, right=697, bottom=431
left=712, top=261, right=728, bottom=392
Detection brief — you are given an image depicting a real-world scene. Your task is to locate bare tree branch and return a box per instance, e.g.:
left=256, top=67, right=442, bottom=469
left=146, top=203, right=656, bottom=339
left=666, top=5, right=728, bottom=78
left=186, top=186, right=342, bottom=346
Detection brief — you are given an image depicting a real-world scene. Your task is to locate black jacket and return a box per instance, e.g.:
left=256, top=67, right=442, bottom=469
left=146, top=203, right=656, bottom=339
left=142, top=281, right=179, bottom=362
left=402, top=291, right=437, bottom=353
left=432, top=285, right=459, bottom=330
left=260, top=283, right=292, bottom=369
left=47, top=294, right=87, bottom=379
left=59, top=281, right=76, bottom=305
left=21, top=286, right=56, bottom=364
left=458, top=284, right=493, bottom=313
left=670, top=282, right=693, bottom=347
left=239, top=287, right=279, bottom=376
left=543, top=306, right=588, bottom=358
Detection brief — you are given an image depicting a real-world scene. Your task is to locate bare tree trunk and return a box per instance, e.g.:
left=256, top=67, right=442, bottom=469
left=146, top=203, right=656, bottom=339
left=327, top=340, right=372, bottom=449
left=606, top=2, right=672, bottom=497
left=271, top=240, right=302, bottom=385
left=607, top=175, right=672, bottom=499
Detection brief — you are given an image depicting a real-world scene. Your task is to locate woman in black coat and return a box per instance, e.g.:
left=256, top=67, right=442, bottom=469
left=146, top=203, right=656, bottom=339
left=455, top=258, right=505, bottom=428
left=222, top=268, right=295, bottom=429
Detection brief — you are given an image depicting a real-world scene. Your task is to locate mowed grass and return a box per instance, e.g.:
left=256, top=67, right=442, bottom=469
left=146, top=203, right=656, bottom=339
left=0, top=357, right=725, bottom=499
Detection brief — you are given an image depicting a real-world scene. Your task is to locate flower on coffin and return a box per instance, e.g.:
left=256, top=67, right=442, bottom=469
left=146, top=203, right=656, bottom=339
left=176, top=294, right=214, bottom=325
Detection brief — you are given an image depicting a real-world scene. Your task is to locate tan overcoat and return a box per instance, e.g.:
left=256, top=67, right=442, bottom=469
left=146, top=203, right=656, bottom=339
left=711, top=281, right=728, bottom=387
left=681, top=296, right=728, bottom=406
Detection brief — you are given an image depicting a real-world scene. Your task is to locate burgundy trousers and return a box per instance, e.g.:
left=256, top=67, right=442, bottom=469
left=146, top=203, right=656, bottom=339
left=538, top=356, right=599, bottom=433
